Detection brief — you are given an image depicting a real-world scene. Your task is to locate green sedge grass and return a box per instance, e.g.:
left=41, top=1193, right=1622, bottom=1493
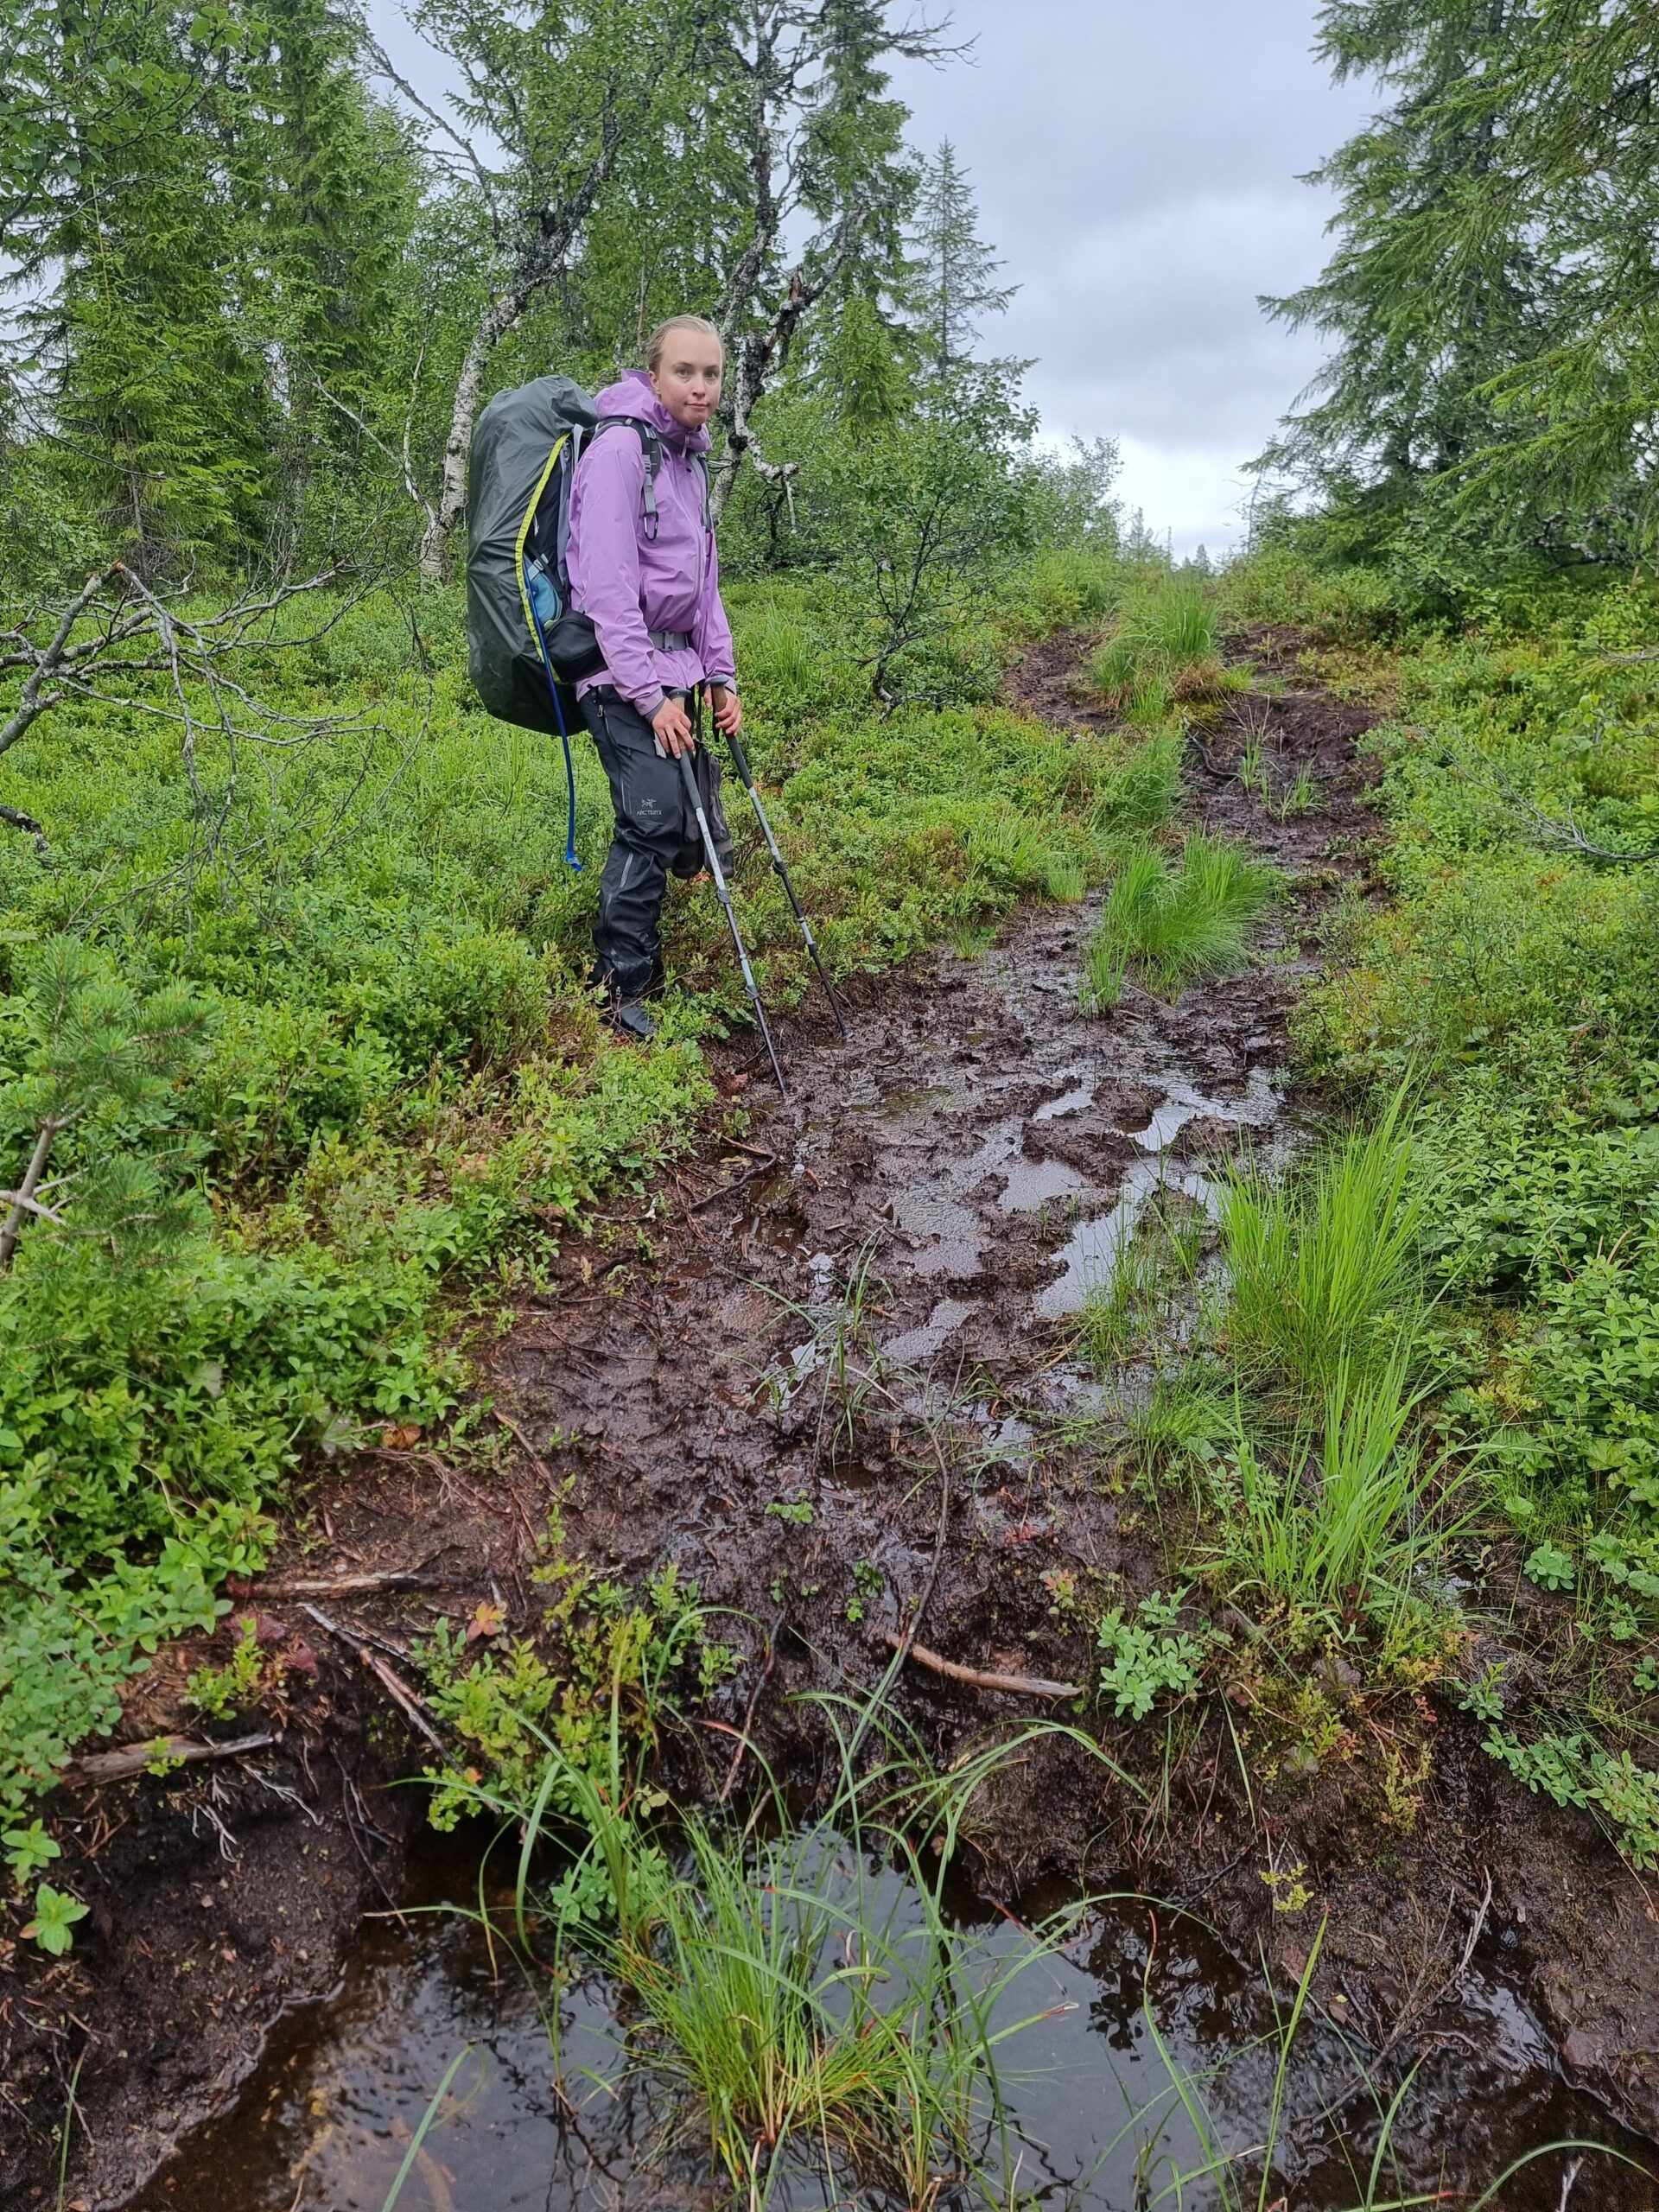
left=1218, top=1084, right=1424, bottom=1395
left=426, top=1675, right=1120, bottom=2211
left=1083, top=830, right=1280, bottom=1005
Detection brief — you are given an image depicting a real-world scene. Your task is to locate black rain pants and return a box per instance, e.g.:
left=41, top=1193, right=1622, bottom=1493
left=580, top=686, right=733, bottom=1003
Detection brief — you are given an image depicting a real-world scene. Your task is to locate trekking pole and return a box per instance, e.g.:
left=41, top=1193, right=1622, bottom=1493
left=671, top=726, right=789, bottom=1101
left=712, top=711, right=848, bottom=1040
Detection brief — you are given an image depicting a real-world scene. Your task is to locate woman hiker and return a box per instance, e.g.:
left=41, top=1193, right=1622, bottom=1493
left=566, top=314, right=742, bottom=1040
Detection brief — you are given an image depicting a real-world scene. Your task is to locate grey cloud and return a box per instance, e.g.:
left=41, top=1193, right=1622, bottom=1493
left=894, top=3, right=1376, bottom=549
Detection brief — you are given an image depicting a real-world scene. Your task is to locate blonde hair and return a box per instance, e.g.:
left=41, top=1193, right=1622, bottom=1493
left=646, top=315, right=723, bottom=372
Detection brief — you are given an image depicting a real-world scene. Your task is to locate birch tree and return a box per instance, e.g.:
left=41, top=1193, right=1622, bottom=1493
left=703, top=1, right=959, bottom=523
left=355, top=0, right=696, bottom=579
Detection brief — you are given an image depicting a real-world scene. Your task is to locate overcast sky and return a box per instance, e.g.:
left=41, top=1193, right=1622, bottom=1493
left=892, top=3, right=1377, bottom=556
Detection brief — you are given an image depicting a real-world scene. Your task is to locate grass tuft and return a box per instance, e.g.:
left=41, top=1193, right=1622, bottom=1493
left=1094, top=727, right=1185, bottom=836
left=1090, top=582, right=1224, bottom=724
left=1080, top=1190, right=1206, bottom=1370
left=444, top=1699, right=1099, bottom=2211
left=1219, top=1085, right=1423, bottom=1394
left=1083, top=830, right=1279, bottom=1005
left=1203, top=1355, right=1459, bottom=1624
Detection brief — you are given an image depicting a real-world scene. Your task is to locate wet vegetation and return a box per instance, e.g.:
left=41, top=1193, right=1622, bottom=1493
left=8, top=0, right=1659, bottom=2201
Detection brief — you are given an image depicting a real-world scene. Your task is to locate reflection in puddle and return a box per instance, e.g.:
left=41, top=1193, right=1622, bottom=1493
left=1132, top=1065, right=1280, bottom=1154
left=998, top=1155, right=1094, bottom=1213
left=135, top=1836, right=1654, bottom=2212
left=1033, top=1076, right=1096, bottom=1122
left=882, top=1295, right=979, bottom=1366
left=1035, top=1068, right=1285, bottom=1319
left=1037, top=1158, right=1217, bottom=1318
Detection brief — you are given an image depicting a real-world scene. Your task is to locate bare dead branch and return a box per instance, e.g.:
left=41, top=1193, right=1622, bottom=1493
left=0, top=802, right=49, bottom=860
left=1491, top=758, right=1659, bottom=863
left=302, top=1603, right=447, bottom=1751
left=63, top=1732, right=277, bottom=1789
left=260, top=1570, right=442, bottom=1597
left=308, top=370, right=437, bottom=535
left=346, top=9, right=500, bottom=222
left=0, top=566, right=120, bottom=762
left=880, top=1630, right=1082, bottom=1700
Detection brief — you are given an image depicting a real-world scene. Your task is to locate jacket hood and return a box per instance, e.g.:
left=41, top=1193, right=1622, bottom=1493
left=593, top=369, right=710, bottom=455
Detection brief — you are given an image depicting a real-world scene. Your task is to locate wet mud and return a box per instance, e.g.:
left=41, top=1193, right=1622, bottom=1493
left=8, top=634, right=1659, bottom=2207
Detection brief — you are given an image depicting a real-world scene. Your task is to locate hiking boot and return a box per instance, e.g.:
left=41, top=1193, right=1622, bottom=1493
left=607, top=998, right=658, bottom=1042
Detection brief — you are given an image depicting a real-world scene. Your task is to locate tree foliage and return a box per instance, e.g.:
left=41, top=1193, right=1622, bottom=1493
left=1265, top=1, right=1659, bottom=571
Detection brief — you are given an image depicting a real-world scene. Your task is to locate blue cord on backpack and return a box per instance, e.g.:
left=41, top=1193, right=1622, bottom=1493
left=524, top=566, right=582, bottom=872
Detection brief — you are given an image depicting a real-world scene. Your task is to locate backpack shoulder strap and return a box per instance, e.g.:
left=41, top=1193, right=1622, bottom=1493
left=585, top=415, right=664, bottom=540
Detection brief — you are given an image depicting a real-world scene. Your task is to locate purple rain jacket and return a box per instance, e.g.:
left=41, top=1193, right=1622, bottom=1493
left=565, top=370, right=737, bottom=724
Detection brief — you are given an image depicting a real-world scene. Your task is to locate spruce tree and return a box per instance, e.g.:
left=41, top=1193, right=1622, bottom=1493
left=910, top=140, right=1014, bottom=384
left=1265, top=0, right=1659, bottom=564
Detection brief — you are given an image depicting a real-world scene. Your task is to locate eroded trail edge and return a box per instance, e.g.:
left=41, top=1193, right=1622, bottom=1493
left=16, top=635, right=1657, bottom=2209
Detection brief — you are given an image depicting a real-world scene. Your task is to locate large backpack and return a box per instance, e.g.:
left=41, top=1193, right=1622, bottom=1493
left=465, top=373, right=708, bottom=868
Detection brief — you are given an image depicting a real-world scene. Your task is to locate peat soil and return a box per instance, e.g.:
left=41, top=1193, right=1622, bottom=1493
left=6, top=632, right=1659, bottom=2207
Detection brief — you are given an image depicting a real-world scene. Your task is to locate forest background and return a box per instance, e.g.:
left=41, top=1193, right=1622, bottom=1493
left=2, top=0, right=1659, bottom=1878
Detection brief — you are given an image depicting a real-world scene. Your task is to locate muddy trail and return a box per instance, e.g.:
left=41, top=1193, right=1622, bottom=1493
left=9, top=636, right=1659, bottom=2209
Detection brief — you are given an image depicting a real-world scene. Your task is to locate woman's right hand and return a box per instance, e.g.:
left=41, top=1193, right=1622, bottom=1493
left=651, top=695, right=696, bottom=757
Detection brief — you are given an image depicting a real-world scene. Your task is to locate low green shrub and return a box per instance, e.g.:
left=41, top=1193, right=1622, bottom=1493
left=0, top=567, right=1127, bottom=1819
left=1246, top=556, right=1659, bottom=1788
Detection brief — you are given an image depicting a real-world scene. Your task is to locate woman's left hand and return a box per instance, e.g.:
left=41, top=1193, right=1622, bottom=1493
left=709, top=684, right=741, bottom=737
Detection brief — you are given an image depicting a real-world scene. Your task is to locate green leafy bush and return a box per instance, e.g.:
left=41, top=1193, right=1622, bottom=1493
left=1096, top=1590, right=1204, bottom=1717
left=0, top=572, right=1119, bottom=1818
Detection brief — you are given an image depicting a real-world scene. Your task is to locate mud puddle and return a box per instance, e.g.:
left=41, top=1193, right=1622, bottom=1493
left=134, top=1824, right=1652, bottom=2211
left=27, top=648, right=1659, bottom=2208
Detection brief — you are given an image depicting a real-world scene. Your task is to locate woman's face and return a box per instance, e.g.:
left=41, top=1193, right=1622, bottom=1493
left=651, top=337, right=723, bottom=431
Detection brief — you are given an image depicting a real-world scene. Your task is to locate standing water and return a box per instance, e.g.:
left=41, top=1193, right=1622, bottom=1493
left=132, top=1823, right=1653, bottom=2210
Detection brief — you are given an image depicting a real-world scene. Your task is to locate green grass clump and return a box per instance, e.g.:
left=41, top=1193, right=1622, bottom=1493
left=448, top=1701, right=1085, bottom=2211
left=1094, top=726, right=1184, bottom=835
left=1019, top=544, right=1121, bottom=630
left=1204, top=1356, right=1457, bottom=1625
left=1083, top=830, right=1278, bottom=1004
left=1218, top=1087, right=1422, bottom=1395
left=1090, top=579, right=1228, bottom=725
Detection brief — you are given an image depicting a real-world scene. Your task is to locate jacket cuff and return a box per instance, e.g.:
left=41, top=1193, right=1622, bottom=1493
left=633, top=687, right=668, bottom=722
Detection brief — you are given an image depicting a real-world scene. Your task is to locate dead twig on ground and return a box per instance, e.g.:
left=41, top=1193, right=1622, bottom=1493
left=880, top=1632, right=1082, bottom=1700
left=260, top=1569, right=440, bottom=1597
left=63, top=1732, right=276, bottom=1787
left=302, top=1604, right=446, bottom=1752
left=689, top=1151, right=780, bottom=1213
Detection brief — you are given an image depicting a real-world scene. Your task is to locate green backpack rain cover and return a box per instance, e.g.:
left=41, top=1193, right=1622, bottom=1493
left=466, top=374, right=685, bottom=868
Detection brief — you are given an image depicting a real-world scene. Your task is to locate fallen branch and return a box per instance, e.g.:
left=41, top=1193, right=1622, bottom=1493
left=0, top=801, right=49, bottom=860
left=1491, top=758, right=1659, bottom=865
left=880, top=1630, right=1082, bottom=1701
left=302, top=1603, right=447, bottom=1751
left=260, top=1570, right=440, bottom=1598
left=64, top=1732, right=276, bottom=1787
left=689, top=1152, right=780, bottom=1213
left=492, top=1406, right=556, bottom=1489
